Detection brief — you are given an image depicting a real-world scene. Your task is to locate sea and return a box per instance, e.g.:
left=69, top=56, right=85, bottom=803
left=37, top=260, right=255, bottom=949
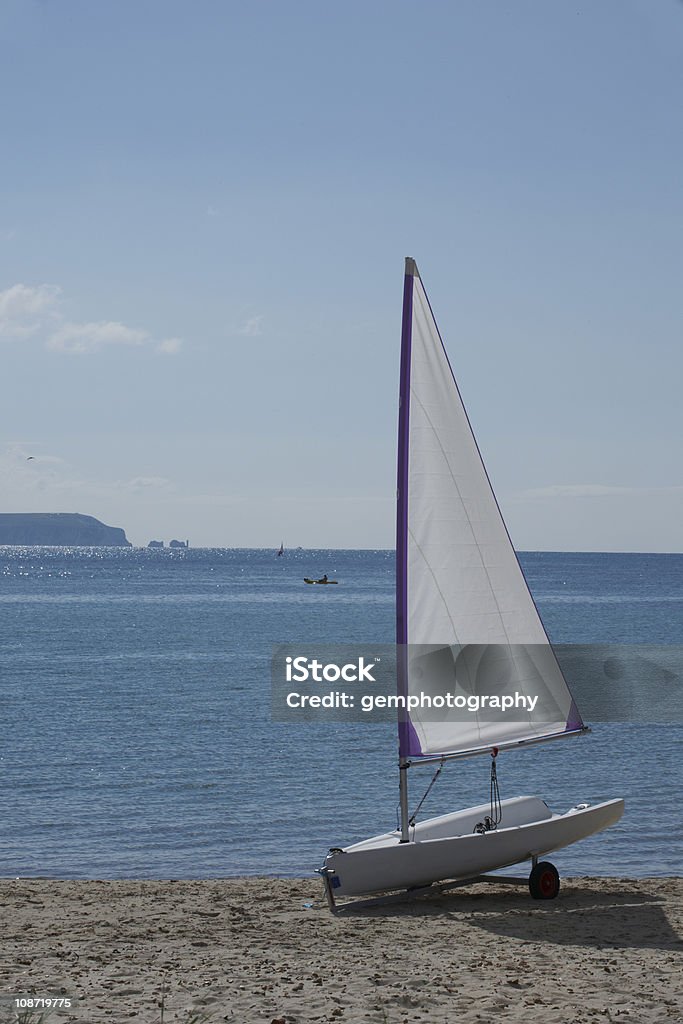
left=1, top=547, right=681, bottom=880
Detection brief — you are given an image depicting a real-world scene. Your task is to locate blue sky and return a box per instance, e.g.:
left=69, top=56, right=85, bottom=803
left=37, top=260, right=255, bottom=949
left=1, top=1, right=682, bottom=549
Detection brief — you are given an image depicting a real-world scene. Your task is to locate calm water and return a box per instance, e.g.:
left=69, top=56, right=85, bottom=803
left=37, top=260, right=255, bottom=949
left=1, top=547, right=681, bottom=879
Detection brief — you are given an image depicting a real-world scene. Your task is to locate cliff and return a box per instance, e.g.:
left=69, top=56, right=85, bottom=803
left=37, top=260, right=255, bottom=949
left=0, top=513, right=132, bottom=547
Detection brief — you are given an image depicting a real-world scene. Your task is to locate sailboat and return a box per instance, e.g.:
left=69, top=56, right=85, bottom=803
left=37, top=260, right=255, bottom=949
left=277, top=542, right=284, bottom=557
left=318, top=259, right=623, bottom=909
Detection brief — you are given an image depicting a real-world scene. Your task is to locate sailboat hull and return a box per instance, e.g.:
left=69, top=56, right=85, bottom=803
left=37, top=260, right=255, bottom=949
left=322, top=795, right=624, bottom=898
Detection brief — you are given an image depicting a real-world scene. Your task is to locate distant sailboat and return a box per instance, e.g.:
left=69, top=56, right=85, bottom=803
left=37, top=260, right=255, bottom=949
left=318, top=258, right=624, bottom=910
left=277, top=542, right=284, bottom=557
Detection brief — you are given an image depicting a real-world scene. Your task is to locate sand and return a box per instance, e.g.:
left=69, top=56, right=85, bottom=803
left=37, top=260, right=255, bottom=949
left=1, top=876, right=681, bottom=1024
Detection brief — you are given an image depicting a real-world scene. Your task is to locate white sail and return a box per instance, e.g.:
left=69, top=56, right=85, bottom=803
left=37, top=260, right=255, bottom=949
left=397, top=259, right=582, bottom=759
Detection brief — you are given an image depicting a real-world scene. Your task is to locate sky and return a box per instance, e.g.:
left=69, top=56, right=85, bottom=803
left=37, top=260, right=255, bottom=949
left=1, top=0, right=682, bottom=550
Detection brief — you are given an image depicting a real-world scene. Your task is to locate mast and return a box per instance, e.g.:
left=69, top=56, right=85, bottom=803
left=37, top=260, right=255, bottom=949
left=397, top=257, right=417, bottom=841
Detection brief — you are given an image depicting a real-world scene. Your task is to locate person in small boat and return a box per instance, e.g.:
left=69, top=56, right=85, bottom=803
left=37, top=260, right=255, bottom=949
left=319, top=574, right=328, bottom=583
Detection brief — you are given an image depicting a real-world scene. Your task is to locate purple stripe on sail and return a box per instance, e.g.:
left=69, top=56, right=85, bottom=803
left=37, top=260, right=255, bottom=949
left=565, top=697, right=584, bottom=733
left=398, top=646, right=423, bottom=757
left=401, top=713, right=423, bottom=757
left=396, top=264, right=413, bottom=649
left=397, top=260, right=420, bottom=759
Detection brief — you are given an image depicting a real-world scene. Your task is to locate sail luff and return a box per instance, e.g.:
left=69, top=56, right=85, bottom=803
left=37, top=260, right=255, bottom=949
left=397, top=258, right=419, bottom=765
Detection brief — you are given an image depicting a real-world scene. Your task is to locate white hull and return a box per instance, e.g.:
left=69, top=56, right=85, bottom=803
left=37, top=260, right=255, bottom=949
left=322, top=795, right=624, bottom=898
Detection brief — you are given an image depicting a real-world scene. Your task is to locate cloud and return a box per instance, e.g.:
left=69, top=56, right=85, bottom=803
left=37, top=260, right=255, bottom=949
left=47, top=321, right=149, bottom=353
left=239, top=315, right=264, bottom=337
left=514, top=483, right=683, bottom=501
left=156, top=337, right=183, bottom=354
left=0, top=444, right=72, bottom=496
left=0, top=283, right=59, bottom=318
left=0, top=281, right=183, bottom=355
left=0, top=283, right=61, bottom=337
left=125, top=476, right=172, bottom=491
left=0, top=445, right=177, bottom=510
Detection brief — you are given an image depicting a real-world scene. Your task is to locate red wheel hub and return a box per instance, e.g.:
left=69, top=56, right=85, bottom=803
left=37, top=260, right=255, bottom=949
left=540, top=870, right=555, bottom=895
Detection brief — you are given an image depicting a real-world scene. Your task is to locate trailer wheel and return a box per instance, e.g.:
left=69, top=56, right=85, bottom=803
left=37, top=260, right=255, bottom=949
left=529, top=861, right=560, bottom=900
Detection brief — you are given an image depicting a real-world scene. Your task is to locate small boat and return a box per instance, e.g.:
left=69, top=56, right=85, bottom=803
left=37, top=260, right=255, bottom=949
left=304, top=576, right=338, bottom=585
left=277, top=542, right=284, bottom=557
left=318, top=259, right=623, bottom=910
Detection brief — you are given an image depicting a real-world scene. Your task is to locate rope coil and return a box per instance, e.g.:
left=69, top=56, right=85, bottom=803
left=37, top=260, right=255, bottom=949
left=473, top=747, right=503, bottom=834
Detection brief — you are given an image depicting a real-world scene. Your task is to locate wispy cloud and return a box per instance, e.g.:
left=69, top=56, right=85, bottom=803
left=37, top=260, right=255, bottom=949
left=156, top=337, right=182, bottom=355
left=0, top=444, right=72, bottom=497
left=513, top=483, right=683, bottom=501
left=239, top=314, right=264, bottom=337
left=125, top=476, right=173, bottom=491
left=0, top=444, right=176, bottom=506
left=47, top=321, right=149, bottom=353
left=0, top=283, right=62, bottom=337
left=0, top=282, right=183, bottom=355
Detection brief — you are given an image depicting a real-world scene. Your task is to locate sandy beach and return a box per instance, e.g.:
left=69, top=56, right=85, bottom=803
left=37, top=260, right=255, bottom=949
left=1, top=876, right=681, bottom=1024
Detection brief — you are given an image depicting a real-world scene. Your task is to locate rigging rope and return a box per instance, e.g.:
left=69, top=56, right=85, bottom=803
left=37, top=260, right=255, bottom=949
left=409, top=758, right=445, bottom=828
left=489, top=747, right=502, bottom=826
